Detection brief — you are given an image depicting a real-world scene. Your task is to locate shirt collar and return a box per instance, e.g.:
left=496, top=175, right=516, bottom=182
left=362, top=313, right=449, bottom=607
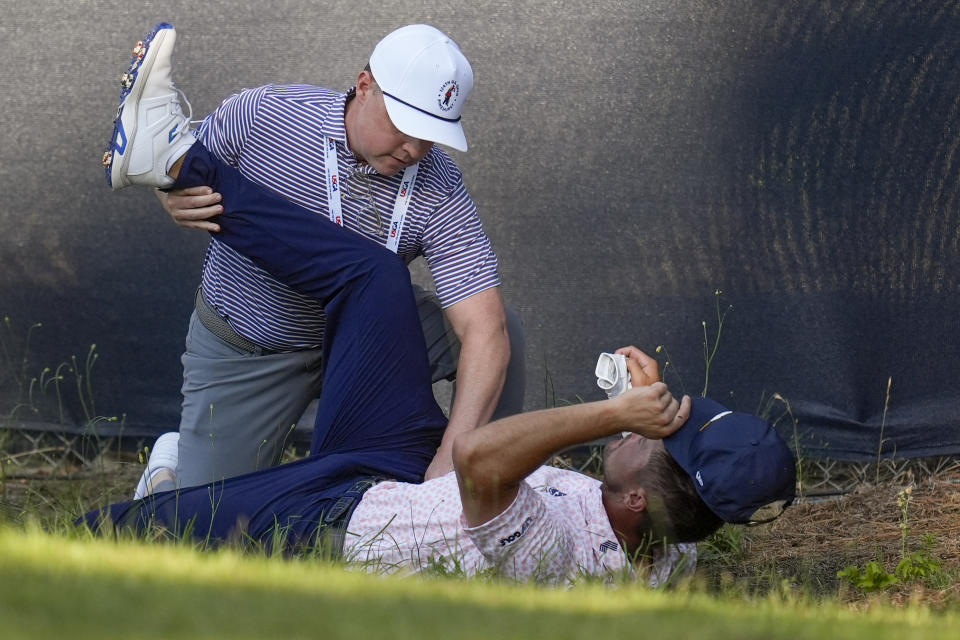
left=320, top=88, right=352, bottom=146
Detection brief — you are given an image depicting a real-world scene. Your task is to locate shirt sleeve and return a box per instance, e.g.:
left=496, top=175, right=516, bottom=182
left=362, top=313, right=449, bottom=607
left=462, top=482, right=578, bottom=583
left=195, top=85, right=268, bottom=167
left=420, top=164, right=501, bottom=308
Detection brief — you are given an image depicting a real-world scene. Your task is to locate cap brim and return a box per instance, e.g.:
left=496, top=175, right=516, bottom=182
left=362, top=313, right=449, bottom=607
left=383, top=95, right=468, bottom=152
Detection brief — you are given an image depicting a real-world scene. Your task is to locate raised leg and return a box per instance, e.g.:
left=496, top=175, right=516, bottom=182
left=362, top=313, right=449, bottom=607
left=81, top=143, right=447, bottom=545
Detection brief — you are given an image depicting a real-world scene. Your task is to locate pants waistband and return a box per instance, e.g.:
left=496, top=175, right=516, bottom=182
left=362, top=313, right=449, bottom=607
left=194, top=288, right=276, bottom=356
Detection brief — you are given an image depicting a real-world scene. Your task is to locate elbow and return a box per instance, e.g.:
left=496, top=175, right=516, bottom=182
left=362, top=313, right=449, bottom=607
left=452, top=429, right=508, bottom=526
left=451, top=430, right=480, bottom=480
left=452, top=430, right=498, bottom=495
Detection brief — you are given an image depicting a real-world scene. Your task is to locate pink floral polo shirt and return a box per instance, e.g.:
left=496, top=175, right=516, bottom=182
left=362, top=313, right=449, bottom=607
left=344, top=466, right=695, bottom=586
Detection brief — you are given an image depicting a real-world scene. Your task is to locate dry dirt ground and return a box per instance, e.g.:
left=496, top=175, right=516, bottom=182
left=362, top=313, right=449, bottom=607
left=698, top=470, right=960, bottom=609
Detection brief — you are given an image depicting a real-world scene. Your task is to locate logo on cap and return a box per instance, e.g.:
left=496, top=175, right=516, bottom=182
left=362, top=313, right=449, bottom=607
left=437, top=80, right=460, bottom=112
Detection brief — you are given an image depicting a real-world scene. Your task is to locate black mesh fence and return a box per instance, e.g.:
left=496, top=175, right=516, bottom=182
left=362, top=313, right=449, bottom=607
left=2, top=1, right=958, bottom=476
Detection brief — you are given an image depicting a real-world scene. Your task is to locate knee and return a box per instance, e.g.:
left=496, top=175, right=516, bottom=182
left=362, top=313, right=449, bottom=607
left=357, top=249, right=416, bottom=306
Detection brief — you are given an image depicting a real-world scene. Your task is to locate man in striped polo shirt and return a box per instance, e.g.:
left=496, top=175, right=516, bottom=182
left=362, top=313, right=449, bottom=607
left=104, top=23, right=524, bottom=493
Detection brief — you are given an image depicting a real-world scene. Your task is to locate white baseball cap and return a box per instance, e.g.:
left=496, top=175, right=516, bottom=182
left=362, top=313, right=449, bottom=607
left=369, top=25, right=473, bottom=152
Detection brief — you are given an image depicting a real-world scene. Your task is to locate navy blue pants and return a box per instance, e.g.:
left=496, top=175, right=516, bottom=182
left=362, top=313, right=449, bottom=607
left=81, top=143, right=447, bottom=548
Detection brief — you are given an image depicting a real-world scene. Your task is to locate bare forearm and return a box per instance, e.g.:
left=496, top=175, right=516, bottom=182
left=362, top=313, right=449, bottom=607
left=458, top=402, right=614, bottom=486
left=437, top=325, right=509, bottom=451
left=454, top=384, right=690, bottom=526
left=423, top=287, right=510, bottom=479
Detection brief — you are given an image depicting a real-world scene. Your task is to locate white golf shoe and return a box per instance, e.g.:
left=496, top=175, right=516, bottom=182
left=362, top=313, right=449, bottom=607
left=102, top=23, right=195, bottom=190
left=133, top=431, right=180, bottom=500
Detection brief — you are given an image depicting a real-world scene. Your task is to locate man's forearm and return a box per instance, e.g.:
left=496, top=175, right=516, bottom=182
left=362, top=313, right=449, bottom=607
left=449, top=322, right=510, bottom=432
left=453, top=383, right=690, bottom=527
left=424, top=287, right=510, bottom=479
left=454, top=401, right=620, bottom=526
left=426, top=319, right=509, bottom=476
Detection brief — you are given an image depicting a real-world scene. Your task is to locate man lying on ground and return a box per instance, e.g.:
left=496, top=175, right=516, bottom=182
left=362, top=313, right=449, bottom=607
left=81, top=25, right=796, bottom=586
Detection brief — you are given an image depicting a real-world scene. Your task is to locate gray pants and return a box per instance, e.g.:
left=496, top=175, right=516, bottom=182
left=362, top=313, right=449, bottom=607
left=176, top=286, right=525, bottom=488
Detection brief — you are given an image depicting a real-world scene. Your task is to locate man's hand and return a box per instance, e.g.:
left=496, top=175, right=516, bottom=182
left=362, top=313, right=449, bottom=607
left=424, top=454, right=454, bottom=480
left=154, top=186, right=224, bottom=232
left=610, top=345, right=688, bottom=438
left=615, top=345, right=661, bottom=387
left=613, top=382, right=690, bottom=440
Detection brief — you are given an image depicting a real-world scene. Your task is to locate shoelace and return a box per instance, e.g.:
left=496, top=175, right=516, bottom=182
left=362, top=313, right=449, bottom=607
left=171, top=85, right=194, bottom=135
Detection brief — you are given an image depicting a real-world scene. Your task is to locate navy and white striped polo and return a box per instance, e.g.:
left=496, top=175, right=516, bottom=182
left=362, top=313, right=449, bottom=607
left=194, top=84, right=500, bottom=351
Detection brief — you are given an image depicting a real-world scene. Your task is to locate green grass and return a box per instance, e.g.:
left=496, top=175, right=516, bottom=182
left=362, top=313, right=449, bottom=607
left=1, top=526, right=956, bottom=640
left=2, top=312, right=957, bottom=635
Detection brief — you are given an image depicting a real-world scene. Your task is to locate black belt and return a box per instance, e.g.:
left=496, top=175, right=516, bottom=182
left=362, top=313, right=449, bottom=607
left=194, top=288, right=276, bottom=355
left=318, top=476, right=383, bottom=559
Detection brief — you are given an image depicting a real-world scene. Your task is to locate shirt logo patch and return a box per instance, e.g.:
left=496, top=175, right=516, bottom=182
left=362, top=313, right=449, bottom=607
left=499, top=516, right=534, bottom=546
left=542, top=486, right=566, bottom=497
left=599, top=540, right=619, bottom=553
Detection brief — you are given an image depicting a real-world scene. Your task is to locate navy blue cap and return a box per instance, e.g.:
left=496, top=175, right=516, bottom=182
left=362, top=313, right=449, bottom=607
left=664, top=397, right=796, bottom=524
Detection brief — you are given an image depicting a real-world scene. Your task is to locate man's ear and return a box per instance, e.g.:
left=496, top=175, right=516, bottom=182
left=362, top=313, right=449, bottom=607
left=624, top=487, right=648, bottom=514
left=355, top=70, right=375, bottom=102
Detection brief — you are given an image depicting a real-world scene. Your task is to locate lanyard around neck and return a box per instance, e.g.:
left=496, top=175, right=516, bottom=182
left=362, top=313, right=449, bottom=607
left=323, top=137, right=419, bottom=254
